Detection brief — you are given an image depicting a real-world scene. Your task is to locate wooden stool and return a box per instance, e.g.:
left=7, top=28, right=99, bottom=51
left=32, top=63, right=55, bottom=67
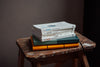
left=16, top=32, right=96, bottom=67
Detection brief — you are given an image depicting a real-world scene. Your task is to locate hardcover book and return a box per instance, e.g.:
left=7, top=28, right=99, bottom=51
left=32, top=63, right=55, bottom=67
left=32, top=21, right=76, bottom=41
left=32, top=32, right=76, bottom=42
left=30, top=36, right=79, bottom=51
left=32, top=43, right=79, bottom=51
left=31, top=35, right=79, bottom=46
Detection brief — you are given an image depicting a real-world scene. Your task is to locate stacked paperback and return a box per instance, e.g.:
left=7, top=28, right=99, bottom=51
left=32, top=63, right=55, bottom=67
left=31, top=21, right=80, bottom=51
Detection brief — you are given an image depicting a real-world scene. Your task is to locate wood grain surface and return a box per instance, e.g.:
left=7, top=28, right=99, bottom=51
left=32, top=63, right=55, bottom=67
left=16, top=32, right=96, bottom=59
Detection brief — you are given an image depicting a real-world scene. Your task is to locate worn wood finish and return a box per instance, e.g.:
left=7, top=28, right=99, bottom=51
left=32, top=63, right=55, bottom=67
left=31, top=62, right=41, bottom=67
left=78, top=52, right=90, bottom=67
left=16, top=32, right=96, bottom=59
left=55, top=62, right=64, bottom=67
left=36, top=52, right=76, bottom=65
left=18, top=50, right=24, bottom=67
left=16, top=32, right=96, bottom=67
left=73, top=58, right=78, bottom=67
left=76, top=32, right=96, bottom=50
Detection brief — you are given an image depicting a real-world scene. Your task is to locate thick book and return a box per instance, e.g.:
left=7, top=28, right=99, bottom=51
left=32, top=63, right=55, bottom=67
left=32, top=31, right=76, bottom=42
left=30, top=36, right=79, bottom=51
left=32, top=21, right=76, bottom=41
left=31, top=35, right=79, bottom=46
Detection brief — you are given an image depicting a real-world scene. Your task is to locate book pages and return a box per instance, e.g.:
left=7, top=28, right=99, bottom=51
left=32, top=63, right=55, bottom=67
left=32, top=21, right=76, bottom=41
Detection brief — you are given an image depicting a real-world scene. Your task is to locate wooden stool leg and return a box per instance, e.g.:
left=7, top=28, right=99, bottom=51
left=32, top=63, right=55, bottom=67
left=31, top=62, right=41, bottom=67
left=55, top=62, right=64, bottom=67
left=73, top=58, right=78, bottom=67
left=18, top=50, right=24, bottom=67
left=79, top=52, right=90, bottom=67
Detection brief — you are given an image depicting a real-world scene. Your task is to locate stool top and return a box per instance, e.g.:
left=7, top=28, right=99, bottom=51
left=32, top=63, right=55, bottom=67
left=16, top=32, right=96, bottom=59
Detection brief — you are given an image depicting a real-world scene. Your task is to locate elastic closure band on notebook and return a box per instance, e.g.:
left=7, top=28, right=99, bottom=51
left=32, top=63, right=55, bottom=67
left=64, top=44, right=65, bottom=48
left=47, top=45, right=48, bottom=49
left=79, top=41, right=86, bottom=54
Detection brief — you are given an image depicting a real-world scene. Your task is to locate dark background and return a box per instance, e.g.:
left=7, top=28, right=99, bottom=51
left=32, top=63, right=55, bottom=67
left=0, top=0, right=97, bottom=67
left=84, top=0, right=97, bottom=67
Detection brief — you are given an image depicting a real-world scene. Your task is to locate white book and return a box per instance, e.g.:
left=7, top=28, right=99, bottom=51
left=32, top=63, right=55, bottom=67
left=32, top=27, right=73, bottom=36
left=32, top=21, right=76, bottom=41
left=32, top=21, right=76, bottom=35
left=33, top=32, right=76, bottom=41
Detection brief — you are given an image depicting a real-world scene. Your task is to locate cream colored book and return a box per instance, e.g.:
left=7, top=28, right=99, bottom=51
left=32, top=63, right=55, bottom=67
left=32, top=21, right=76, bottom=41
left=32, top=31, right=76, bottom=42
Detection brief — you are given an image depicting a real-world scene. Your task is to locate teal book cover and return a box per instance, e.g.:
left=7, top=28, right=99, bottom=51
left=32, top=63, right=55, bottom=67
left=32, top=35, right=79, bottom=46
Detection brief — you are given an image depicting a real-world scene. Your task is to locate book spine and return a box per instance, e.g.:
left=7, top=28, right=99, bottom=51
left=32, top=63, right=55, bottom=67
left=34, top=38, right=79, bottom=46
left=32, top=43, right=79, bottom=51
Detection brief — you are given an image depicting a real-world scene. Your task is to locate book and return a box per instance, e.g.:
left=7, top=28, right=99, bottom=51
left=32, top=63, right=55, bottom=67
left=32, top=43, right=79, bottom=51
left=32, top=21, right=76, bottom=41
left=30, top=36, right=79, bottom=51
left=32, top=31, right=76, bottom=42
left=31, top=35, right=79, bottom=46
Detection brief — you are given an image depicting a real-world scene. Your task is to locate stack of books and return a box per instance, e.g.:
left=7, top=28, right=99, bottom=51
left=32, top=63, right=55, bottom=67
left=31, top=21, right=79, bottom=51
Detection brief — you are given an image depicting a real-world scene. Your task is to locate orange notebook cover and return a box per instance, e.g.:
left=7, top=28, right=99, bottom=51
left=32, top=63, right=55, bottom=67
left=31, top=36, right=79, bottom=51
